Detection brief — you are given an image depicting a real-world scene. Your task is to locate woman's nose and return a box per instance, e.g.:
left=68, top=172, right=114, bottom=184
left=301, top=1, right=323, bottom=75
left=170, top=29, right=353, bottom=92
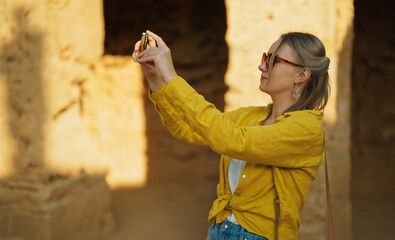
left=258, top=62, right=268, bottom=72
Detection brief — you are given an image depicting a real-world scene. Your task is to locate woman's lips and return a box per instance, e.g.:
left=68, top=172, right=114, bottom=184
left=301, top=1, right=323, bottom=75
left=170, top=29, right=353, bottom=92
left=260, top=76, right=267, bottom=82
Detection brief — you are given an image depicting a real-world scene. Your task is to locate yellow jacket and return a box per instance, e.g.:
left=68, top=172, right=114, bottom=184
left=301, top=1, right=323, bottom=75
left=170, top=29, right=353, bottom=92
left=149, top=76, right=325, bottom=240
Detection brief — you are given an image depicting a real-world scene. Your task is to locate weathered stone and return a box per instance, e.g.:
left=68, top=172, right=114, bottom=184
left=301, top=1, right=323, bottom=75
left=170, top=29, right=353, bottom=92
left=224, top=0, right=354, bottom=239
left=87, top=55, right=146, bottom=187
left=0, top=172, right=114, bottom=240
left=0, top=0, right=375, bottom=239
left=351, top=0, right=395, bottom=238
left=0, top=0, right=114, bottom=239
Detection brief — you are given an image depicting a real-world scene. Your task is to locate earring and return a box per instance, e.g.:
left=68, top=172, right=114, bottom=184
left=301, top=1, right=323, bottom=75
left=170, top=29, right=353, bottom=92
left=293, top=83, right=300, bottom=99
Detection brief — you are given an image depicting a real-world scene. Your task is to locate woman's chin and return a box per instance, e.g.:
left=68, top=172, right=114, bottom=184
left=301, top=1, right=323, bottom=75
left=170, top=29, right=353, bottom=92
left=259, top=83, right=267, bottom=93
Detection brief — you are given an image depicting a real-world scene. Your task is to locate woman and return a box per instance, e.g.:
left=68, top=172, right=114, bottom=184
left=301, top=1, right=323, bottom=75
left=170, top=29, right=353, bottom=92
left=133, top=30, right=330, bottom=240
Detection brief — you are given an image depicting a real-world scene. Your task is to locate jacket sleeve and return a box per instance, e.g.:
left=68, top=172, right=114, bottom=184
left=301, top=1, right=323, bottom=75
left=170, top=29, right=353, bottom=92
left=149, top=84, right=208, bottom=145
left=162, top=76, right=325, bottom=168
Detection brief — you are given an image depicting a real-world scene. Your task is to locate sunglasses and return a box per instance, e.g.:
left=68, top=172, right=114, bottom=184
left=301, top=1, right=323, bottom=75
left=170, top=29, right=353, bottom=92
left=261, top=52, right=305, bottom=68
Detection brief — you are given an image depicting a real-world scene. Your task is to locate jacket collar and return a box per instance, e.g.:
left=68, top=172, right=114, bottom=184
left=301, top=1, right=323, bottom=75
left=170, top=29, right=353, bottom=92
left=276, top=109, right=324, bottom=122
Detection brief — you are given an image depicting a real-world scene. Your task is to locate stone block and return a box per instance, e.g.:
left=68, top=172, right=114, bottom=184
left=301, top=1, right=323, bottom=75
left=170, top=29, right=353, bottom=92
left=0, top=172, right=114, bottom=240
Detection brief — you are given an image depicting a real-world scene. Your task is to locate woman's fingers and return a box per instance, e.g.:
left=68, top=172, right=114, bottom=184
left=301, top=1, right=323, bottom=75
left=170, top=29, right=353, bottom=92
left=146, top=30, right=166, bottom=47
left=135, top=31, right=177, bottom=83
left=132, top=40, right=141, bottom=62
left=137, top=48, right=158, bottom=63
left=147, top=34, right=156, bottom=48
left=138, top=47, right=168, bottom=64
left=134, top=40, right=141, bottom=52
left=132, top=31, right=157, bottom=62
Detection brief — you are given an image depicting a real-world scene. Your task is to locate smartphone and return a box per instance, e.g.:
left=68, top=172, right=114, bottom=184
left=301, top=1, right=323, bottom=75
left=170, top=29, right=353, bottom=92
left=140, top=34, right=149, bottom=52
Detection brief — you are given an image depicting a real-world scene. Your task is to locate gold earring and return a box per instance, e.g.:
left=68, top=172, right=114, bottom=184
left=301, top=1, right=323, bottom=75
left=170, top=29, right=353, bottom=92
left=293, top=83, right=300, bottom=99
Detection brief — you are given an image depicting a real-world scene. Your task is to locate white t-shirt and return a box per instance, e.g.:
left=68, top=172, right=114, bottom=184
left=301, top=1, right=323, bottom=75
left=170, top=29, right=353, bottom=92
left=226, top=158, right=246, bottom=224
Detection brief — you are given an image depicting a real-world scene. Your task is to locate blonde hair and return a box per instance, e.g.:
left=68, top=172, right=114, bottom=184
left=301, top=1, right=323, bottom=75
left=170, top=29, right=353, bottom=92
left=269, top=32, right=330, bottom=112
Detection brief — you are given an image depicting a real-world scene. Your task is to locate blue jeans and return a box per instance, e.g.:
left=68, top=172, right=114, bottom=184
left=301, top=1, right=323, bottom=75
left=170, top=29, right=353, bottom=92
left=206, top=220, right=268, bottom=240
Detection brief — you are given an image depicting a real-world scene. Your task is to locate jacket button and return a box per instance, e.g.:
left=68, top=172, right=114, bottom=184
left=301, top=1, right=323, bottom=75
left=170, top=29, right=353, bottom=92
left=242, top=174, right=246, bottom=179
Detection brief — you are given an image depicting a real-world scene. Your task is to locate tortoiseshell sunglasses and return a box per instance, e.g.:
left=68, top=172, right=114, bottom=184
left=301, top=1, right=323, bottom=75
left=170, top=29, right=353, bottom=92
left=261, top=52, right=305, bottom=68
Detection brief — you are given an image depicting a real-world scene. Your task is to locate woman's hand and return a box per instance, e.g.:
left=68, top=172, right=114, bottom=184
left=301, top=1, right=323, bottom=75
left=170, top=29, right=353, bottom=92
left=136, top=30, right=177, bottom=84
left=132, top=32, right=164, bottom=92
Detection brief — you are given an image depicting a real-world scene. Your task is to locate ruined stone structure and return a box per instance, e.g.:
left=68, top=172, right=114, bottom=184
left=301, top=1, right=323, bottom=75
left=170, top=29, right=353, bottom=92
left=0, top=1, right=116, bottom=239
left=0, top=0, right=393, bottom=240
left=351, top=0, right=395, bottom=239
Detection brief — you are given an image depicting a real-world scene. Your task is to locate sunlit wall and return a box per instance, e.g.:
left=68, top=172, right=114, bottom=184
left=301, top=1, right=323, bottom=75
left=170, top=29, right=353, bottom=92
left=224, top=0, right=354, bottom=239
left=0, top=0, right=355, bottom=239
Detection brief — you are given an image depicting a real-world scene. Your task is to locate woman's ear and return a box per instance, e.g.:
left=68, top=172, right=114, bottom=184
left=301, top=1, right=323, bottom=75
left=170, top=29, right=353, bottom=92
left=296, top=68, right=312, bottom=84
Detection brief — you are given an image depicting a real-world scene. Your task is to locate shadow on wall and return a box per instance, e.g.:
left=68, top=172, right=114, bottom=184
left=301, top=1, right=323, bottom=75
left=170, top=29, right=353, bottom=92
left=351, top=0, right=395, bottom=239
left=332, top=24, right=353, bottom=240
left=1, top=8, right=46, bottom=178
left=0, top=7, right=114, bottom=240
left=104, top=0, right=229, bottom=239
left=0, top=7, right=48, bottom=237
left=298, top=22, right=354, bottom=240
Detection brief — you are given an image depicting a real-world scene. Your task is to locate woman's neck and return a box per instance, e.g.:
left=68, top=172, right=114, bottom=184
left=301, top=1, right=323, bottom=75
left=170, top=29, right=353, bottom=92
left=271, top=103, right=290, bottom=119
left=264, top=97, right=297, bottom=125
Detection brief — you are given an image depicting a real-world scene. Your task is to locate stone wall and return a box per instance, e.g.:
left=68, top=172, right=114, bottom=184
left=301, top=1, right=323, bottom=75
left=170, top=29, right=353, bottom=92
left=0, top=0, right=359, bottom=239
left=0, top=0, right=114, bottom=239
left=104, top=0, right=228, bottom=239
left=351, top=0, right=395, bottom=239
left=105, top=0, right=354, bottom=239
left=224, top=0, right=353, bottom=239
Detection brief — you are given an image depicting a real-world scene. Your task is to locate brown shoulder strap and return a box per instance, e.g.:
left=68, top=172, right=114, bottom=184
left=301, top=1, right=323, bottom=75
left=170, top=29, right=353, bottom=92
left=274, top=130, right=334, bottom=240
left=274, top=192, right=280, bottom=240
left=324, top=131, right=334, bottom=240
